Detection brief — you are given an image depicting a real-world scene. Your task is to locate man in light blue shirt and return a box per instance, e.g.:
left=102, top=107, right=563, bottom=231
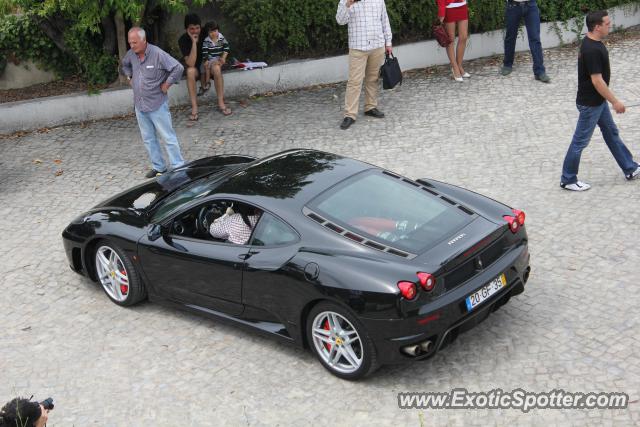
left=122, top=27, right=185, bottom=178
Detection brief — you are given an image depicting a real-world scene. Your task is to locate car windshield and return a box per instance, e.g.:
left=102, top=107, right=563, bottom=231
left=149, top=170, right=233, bottom=223
left=310, top=171, right=472, bottom=253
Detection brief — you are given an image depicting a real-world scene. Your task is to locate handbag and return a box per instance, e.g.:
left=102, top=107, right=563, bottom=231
left=432, top=21, right=453, bottom=47
left=379, top=53, right=402, bottom=90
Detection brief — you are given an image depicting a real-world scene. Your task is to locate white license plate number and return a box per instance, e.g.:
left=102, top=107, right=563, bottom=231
left=465, top=273, right=507, bottom=312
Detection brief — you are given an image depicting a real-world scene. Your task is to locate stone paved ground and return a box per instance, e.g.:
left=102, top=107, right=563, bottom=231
left=1, top=30, right=640, bottom=426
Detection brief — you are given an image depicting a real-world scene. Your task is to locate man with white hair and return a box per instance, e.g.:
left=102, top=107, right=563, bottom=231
left=122, top=27, right=185, bottom=178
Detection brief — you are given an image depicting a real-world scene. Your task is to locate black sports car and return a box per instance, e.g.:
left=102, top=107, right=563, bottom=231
left=62, top=149, right=530, bottom=379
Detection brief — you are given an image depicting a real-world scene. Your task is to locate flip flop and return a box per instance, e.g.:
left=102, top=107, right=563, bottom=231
left=218, top=106, right=232, bottom=116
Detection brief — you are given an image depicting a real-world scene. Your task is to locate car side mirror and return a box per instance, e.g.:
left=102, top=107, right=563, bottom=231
left=147, top=223, right=163, bottom=241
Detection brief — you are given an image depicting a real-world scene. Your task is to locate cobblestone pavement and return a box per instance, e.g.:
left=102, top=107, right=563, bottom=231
left=2, top=30, right=640, bottom=426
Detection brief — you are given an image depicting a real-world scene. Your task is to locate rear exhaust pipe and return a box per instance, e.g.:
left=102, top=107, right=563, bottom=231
left=402, top=345, right=420, bottom=356
left=419, top=340, right=433, bottom=353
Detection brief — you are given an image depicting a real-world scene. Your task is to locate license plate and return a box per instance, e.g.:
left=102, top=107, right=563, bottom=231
left=465, top=273, right=507, bottom=312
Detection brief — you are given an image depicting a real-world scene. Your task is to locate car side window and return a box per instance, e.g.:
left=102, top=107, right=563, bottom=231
left=250, top=213, right=298, bottom=247
left=167, top=199, right=236, bottom=242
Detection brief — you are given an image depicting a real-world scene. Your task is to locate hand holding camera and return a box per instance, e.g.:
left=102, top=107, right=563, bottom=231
left=37, top=398, right=53, bottom=427
left=41, top=397, right=54, bottom=411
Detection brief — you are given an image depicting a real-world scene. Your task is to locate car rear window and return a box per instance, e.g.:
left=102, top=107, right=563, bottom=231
left=309, top=171, right=472, bottom=253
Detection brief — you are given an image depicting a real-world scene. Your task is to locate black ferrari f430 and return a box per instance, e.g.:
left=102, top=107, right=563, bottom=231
left=63, top=149, right=530, bottom=379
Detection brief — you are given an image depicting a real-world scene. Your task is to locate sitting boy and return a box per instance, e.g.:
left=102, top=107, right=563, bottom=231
left=178, top=13, right=204, bottom=123
left=201, top=21, right=232, bottom=116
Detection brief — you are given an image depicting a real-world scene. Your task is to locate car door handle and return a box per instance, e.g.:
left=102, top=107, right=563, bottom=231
left=238, top=250, right=260, bottom=260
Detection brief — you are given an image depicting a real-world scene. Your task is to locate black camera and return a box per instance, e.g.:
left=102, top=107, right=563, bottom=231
left=40, top=397, right=54, bottom=411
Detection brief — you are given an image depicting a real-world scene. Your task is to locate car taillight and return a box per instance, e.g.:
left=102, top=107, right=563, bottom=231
left=503, top=215, right=519, bottom=233
left=503, top=208, right=525, bottom=233
left=512, top=209, right=525, bottom=226
left=417, top=272, right=436, bottom=291
left=397, top=281, right=417, bottom=300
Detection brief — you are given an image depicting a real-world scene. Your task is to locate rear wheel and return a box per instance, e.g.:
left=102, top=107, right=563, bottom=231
left=94, top=240, right=146, bottom=306
left=307, top=302, right=378, bottom=380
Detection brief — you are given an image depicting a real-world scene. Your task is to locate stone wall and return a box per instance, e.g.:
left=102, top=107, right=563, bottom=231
left=0, top=60, right=56, bottom=90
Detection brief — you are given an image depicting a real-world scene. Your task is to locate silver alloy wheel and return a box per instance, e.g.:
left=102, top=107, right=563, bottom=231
left=311, top=310, right=363, bottom=374
left=95, top=245, right=129, bottom=302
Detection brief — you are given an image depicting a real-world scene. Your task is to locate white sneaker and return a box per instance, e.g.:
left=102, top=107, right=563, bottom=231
left=560, top=180, right=591, bottom=191
left=625, top=165, right=640, bottom=181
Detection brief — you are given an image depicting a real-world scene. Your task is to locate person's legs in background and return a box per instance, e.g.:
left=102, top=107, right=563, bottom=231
left=185, top=66, right=200, bottom=120
left=597, top=104, right=639, bottom=176
left=201, top=61, right=211, bottom=93
left=135, top=107, right=168, bottom=175
left=445, top=22, right=462, bottom=81
left=211, top=60, right=231, bottom=115
left=560, top=104, right=602, bottom=187
left=456, top=19, right=469, bottom=77
left=523, top=0, right=549, bottom=81
left=502, top=2, right=522, bottom=75
left=363, top=47, right=385, bottom=114
left=343, top=49, right=368, bottom=121
left=147, top=102, right=185, bottom=170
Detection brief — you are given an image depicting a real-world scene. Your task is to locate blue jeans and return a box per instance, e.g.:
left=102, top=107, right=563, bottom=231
left=561, top=102, right=638, bottom=184
left=503, top=0, right=546, bottom=76
left=135, top=101, right=185, bottom=172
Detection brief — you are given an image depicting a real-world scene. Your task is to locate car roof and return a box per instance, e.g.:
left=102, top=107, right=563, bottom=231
left=212, top=149, right=374, bottom=216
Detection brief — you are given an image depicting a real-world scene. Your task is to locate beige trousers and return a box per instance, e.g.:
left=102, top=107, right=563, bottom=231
left=344, top=47, right=385, bottom=119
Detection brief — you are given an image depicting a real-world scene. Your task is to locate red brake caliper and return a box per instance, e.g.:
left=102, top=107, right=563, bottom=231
left=323, top=319, right=331, bottom=351
left=120, top=269, right=128, bottom=295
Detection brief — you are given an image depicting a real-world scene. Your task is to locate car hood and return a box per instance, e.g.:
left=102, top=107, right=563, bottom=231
left=95, top=155, right=256, bottom=211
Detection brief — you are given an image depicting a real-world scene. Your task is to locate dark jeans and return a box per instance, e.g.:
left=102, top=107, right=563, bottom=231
left=561, top=102, right=638, bottom=184
left=503, top=0, right=546, bottom=76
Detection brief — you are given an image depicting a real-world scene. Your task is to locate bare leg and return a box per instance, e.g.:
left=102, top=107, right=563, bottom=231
left=200, top=66, right=207, bottom=89
left=211, top=62, right=230, bottom=113
left=203, top=61, right=211, bottom=89
left=445, top=22, right=461, bottom=78
left=456, top=20, right=469, bottom=75
left=185, top=66, right=199, bottom=118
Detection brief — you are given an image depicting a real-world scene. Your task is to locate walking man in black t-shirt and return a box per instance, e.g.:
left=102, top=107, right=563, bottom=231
left=178, top=13, right=203, bottom=124
left=560, top=10, right=640, bottom=191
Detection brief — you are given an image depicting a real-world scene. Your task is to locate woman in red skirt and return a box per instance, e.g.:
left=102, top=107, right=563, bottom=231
left=437, top=0, right=470, bottom=82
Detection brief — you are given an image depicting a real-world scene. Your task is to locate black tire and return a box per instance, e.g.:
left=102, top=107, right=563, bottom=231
left=93, top=239, right=146, bottom=306
left=306, top=301, right=378, bottom=380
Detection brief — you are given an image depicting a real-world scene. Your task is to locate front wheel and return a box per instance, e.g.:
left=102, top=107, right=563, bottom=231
left=94, top=240, right=146, bottom=306
left=307, top=302, right=378, bottom=380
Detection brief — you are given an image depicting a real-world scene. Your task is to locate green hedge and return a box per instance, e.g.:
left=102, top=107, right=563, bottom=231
left=2, top=1, right=638, bottom=84
left=0, top=14, right=75, bottom=76
left=0, top=13, right=116, bottom=84
left=220, top=0, right=639, bottom=61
